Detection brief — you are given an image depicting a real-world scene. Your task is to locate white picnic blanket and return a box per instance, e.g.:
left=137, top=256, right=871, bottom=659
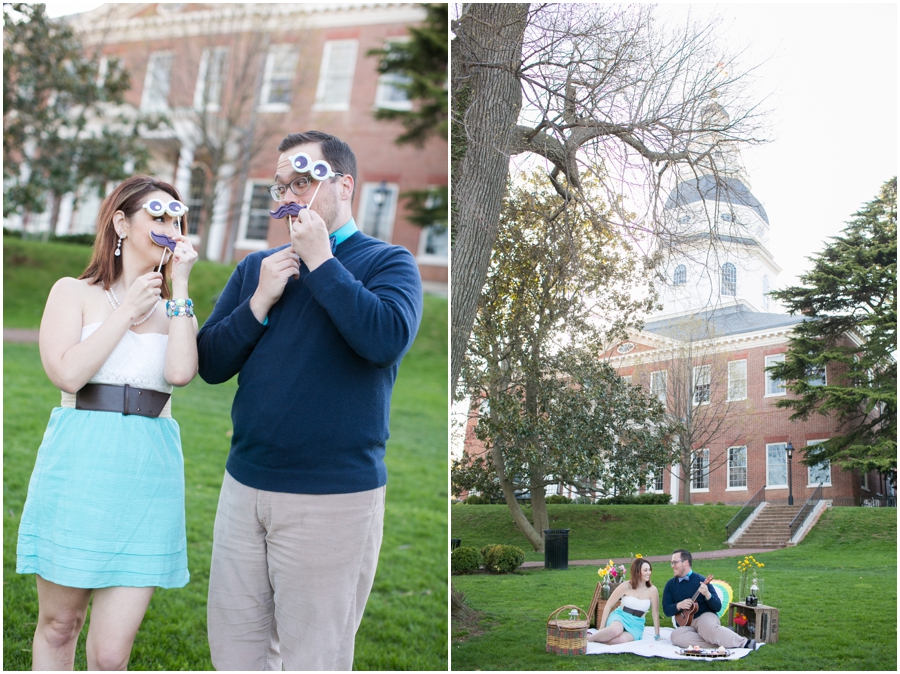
left=586, top=626, right=763, bottom=660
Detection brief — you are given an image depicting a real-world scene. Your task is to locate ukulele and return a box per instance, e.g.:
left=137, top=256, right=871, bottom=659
left=674, top=574, right=714, bottom=627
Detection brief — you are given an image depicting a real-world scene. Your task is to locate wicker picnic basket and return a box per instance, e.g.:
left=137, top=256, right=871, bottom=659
left=546, top=605, right=588, bottom=655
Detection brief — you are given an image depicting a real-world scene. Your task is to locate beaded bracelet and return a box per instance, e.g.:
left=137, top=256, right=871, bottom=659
left=166, top=298, right=194, bottom=318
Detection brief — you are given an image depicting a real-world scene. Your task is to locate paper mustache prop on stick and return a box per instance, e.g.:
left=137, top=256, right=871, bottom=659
left=149, top=231, right=178, bottom=270
left=269, top=202, right=308, bottom=230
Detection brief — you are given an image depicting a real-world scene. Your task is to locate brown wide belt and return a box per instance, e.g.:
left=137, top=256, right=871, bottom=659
left=622, top=606, right=646, bottom=618
left=75, top=383, right=171, bottom=418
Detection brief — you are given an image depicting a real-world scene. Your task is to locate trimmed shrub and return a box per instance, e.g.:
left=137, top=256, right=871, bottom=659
left=451, top=546, right=482, bottom=574
left=465, top=494, right=490, bottom=505
left=481, top=544, right=526, bottom=574
left=595, top=492, right=671, bottom=505
left=546, top=494, right=571, bottom=504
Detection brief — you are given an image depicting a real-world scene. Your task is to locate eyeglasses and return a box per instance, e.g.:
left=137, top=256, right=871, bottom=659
left=142, top=199, right=188, bottom=218
left=670, top=561, right=682, bottom=566
left=268, top=176, right=315, bottom=202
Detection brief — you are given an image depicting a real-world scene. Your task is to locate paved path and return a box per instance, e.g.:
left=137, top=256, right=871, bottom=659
left=521, top=547, right=781, bottom=569
left=4, top=329, right=40, bottom=342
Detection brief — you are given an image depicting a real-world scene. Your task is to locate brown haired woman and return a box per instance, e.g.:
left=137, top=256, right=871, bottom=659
left=588, top=557, right=661, bottom=644
left=16, top=176, right=199, bottom=670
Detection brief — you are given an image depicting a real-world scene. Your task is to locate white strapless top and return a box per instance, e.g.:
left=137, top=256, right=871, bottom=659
left=60, top=323, right=172, bottom=416
left=620, top=595, right=652, bottom=612
left=81, top=323, right=172, bottom=392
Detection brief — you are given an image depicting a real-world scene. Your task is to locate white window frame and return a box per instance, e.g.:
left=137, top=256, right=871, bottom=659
left=727, top=446, right=748, bottom=490
left=727, top=360, right=747, bottom=402
left=805, top=440, right=832, bottom=487
left=673, top=264, right=687, bottom=285
left=235, top=181, right=274, bottom=251
left=313, top=39, right=358, bottom=111
left=194, top=47, right=228, bottom=111
left=721, top=262, right=737, bottom=296
left=374, top=37, right=413, bottom=111
left=807, top=365, right=827, bottom=387
left=691, top=449, right=709, bottom=492
left=415, top=187, right=448, bottom=266
left=766, top=442, right=788, bottom=489
left=765, top=354, right=787, bottom=397
left=259, top=45, right=297, bottom=112
left=357, top=182, right=399, bottom=243
left=647, top=466, right=665, bottom=493
left=140, top=51, right=174, bottom=111
left=693, top=364, right=711, bottom=406
left=650, top=370, right=667, bottom=405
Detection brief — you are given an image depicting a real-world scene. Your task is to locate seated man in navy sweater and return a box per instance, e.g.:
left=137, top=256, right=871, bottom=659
left=663, top=549, right=756, bottom=651
left=197, top=131, right=422, bottom=670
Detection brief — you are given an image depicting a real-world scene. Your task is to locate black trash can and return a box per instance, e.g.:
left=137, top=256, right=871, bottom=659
left=451, top=538, right=461, bottom=551
left=544, top=528, right=570, bottom=570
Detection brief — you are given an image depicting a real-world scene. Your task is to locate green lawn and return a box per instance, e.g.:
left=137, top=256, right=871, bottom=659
left=452, top=503, right=741, bottom=562
left=3, top=239, right=449, bottom=670
left=451, top=507, right=897, bottom=670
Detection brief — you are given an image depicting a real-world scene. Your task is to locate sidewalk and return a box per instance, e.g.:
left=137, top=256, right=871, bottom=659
left=4, top=329, right=40, bottom=342
left=521, top=547, right=781, bottom=569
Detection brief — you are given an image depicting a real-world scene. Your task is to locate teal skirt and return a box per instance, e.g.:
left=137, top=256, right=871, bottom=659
left=607, top=607, right=647, bottom=640
left=16, top=407, right=189, bottom=589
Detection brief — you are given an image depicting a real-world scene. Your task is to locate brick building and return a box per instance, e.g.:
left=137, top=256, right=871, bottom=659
left=460, top=102, right=892, bottom=507
left=607, top=102, right=890, bottom=507
left=5, top=3, right=447, bottom=284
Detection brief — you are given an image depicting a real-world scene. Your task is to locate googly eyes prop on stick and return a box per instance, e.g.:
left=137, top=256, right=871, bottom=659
left=143, top=199, right=189, bottom=231
left=149, top=230, right=177, bottom=270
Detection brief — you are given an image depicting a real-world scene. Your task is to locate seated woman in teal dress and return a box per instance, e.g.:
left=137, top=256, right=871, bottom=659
left=589, top=557, right=661, bottom=644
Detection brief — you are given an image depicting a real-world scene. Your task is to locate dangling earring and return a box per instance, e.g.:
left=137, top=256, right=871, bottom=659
left=115, top=233, right=123, bottom=257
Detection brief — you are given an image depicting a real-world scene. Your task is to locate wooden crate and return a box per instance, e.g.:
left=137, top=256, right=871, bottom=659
left=728, top=602, right=779, bottom=644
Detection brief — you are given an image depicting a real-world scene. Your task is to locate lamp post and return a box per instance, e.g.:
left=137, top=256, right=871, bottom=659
left=371, top=181, right=389, bottom=241
left=785, top=441, right=794, bottom=506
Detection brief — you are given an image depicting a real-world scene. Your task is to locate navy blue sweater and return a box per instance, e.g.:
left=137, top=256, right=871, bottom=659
left=197, top=230, right=423, bottom=494
left=662, top=571, right=721, bottom=619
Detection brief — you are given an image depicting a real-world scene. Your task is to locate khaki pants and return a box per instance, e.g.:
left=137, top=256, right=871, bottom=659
left=671, top=610, right=747, bottom=649
left=207, top=471, right=385, bottom=671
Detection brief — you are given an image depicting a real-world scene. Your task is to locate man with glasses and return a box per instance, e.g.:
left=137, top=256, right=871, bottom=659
left=197, top=131, right=423, bottom=670
left=662, top=549, right=756, bottom=651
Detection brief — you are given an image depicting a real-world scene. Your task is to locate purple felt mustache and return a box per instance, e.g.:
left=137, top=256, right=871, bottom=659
left=270, top=203, right=308, bottom=219
left=149, top=231, right=177, bottom=252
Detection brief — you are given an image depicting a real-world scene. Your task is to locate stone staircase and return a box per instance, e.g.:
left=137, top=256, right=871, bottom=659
left=732, top=503, right=805, bottom=548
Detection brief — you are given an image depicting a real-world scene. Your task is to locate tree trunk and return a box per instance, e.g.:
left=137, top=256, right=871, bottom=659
left=491, top=442, right=544, bottom=552
left=450, top=3, right=528, bottom=391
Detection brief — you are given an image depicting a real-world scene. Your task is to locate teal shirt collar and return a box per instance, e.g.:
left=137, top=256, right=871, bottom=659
left=330, top=218, right=358, bottom=248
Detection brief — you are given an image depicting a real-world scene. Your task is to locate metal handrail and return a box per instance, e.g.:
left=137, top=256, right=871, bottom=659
left=789, top=482, right=824, bottom=539
left=725, top=485, right=767, bottom=540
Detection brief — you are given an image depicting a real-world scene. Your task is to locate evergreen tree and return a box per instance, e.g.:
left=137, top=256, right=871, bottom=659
left=369, top=3, right=447, bottom=230
left=768, top=178, right=897, bottom=476
left=3, top=3, right=159, bottom=219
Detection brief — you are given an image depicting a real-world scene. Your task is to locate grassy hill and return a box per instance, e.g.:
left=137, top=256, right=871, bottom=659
left=452, top=503, right=742, bottom=562
left=3, top=237, right=236, bottom=328
left=452, top=507, right=896, bottom=671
